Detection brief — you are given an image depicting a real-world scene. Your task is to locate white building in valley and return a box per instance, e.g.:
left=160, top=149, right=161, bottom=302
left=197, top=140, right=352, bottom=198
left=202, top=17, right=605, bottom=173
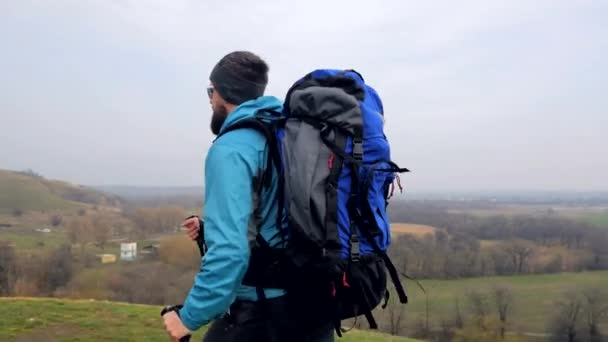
left=120, top=242, right=137, bottom=261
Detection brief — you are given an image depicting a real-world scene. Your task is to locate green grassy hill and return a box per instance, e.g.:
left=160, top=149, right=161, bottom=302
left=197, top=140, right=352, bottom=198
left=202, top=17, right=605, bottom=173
left=0, top=298, right=419, bottom=342
left=0, top=169, right=118, bottom=212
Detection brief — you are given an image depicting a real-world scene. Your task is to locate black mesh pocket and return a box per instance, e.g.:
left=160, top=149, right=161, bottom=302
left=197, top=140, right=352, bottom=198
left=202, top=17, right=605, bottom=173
left=338, top=254, right=387, bottom=320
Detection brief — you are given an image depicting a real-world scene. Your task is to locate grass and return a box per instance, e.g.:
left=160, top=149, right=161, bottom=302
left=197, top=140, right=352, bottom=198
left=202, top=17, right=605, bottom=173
left=584, top=212, right=608, bottom=228
left=0, top=228, right=68, bottom=250
left=400, top=271, right=608, bottom=334
left=0, top=170, right=83, bottom=211
left=391, top=223, right=436, bottom=237
left=0, top=297, right=420, bottom=342
left=0, top=169, right=116, bottom=212
left=0, top=226, right=125, bottom=257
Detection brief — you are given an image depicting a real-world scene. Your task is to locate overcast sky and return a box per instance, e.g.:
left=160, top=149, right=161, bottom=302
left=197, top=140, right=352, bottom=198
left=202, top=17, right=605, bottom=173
left=1, top=0, right=606, bottom=192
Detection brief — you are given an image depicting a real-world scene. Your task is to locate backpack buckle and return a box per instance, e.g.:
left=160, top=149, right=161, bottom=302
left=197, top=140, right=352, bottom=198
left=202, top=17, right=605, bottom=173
left=353, top=140, right=363, bottom=161
left=350, top=233, right=360, bottom=262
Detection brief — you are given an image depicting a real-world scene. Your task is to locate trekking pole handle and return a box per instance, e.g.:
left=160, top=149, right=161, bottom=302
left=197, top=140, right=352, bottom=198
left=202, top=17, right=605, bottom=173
left=160, top=305, right=191, bottom=342
left=184, top=215, right=207, bottom=257
left=195, top=224, right=206, bottom=257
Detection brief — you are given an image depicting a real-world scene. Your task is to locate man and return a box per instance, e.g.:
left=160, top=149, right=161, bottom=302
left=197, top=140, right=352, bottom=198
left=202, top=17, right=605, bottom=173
left=162, top=51, right=334, bottom=341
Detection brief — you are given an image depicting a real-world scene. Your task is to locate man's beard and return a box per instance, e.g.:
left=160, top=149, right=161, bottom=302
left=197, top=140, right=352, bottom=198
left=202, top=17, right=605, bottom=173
left=210, top=104, right=228, bottom=135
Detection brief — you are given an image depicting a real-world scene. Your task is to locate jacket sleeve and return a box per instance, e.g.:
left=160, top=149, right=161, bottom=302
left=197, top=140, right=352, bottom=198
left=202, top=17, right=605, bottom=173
left=179, top=143, right=255, bottom=331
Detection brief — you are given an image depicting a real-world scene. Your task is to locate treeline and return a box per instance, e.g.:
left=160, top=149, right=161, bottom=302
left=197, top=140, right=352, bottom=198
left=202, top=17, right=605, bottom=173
left=0, top=241, right=73, bottom=297
left=386, top=202, right=608, bottom=279
left=389, top=232, right=602, bottom=279
left=123, top=206, right=188, bottom=237
left=62, top=205, right=190, bottom=243
left=0, top=234, right=199, bottom=304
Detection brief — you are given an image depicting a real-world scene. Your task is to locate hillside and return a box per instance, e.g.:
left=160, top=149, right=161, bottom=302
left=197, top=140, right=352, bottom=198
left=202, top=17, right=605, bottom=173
left=0, top=169, right=119, bottom=211
left=0, top=298, right=419, bottom=342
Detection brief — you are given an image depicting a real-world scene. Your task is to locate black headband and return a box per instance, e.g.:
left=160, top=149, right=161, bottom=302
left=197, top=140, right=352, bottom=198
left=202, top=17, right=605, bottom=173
left=209, top=65, right=266, bottom=105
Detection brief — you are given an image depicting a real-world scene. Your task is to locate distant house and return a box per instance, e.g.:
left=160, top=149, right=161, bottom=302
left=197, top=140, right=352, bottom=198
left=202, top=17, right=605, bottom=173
left=97, top=254, right=117, bottom=264
left=35, top=228, right=51, bottom=233
left=120, top=242, right=137, bottom=261
left=140, top=244, right=160, bottom=259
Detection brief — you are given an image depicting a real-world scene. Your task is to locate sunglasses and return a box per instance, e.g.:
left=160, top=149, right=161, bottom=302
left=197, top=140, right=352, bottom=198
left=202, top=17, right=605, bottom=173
left=206, top=87, right=214, bottom=99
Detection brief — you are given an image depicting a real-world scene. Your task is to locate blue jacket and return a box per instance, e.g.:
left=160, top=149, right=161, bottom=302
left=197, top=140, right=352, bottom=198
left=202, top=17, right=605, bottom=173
left=179, top=96, right=286, bottom=331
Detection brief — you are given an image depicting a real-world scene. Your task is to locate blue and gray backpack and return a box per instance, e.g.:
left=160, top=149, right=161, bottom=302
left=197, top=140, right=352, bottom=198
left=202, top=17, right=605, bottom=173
left=218, top=69, right=409, bottom=335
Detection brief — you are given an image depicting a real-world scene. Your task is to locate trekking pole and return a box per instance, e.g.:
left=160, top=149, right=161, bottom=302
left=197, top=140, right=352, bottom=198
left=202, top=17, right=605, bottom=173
left=160, top=217, right=206, bottom=342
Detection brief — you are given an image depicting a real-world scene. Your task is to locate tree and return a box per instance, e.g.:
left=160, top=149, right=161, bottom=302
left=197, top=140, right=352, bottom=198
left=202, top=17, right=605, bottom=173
left=92, top=215, right=111, bottom=250
left=41, top=244, right=73, bottom=294
left=50, top=215, right=63, bottom=227
left=385, top=287, right=406, bottom=336
left=0, top=241, right=17, bottom=295
left=467, top=290, right=490, bottom=325
left=493, top=286, right=513, bottom=339
left=502, top=239, right=533, bottom=274
left=549, top=291, right=583, bottom=342
left=12, top=208, right=23, bottom=217
left=581, top=287, right=608, bottom=341
left=129, top=206, right=186, bottom=236
left=67, top=217, right=93, bottom=254
left=159, top=234, right=200, bottom=270
left=453, top=297, right=465, bottom=329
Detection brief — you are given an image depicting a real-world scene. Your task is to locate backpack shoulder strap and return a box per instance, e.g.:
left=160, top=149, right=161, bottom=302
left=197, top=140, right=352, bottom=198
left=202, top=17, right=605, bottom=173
left=215, top=117, right=280, bottom=189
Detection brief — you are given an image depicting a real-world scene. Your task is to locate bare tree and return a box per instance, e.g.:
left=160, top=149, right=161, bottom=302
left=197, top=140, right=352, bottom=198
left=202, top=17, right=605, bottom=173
left=92, top=215, right=111, bottom=250
left=386, top=300, right=405, bottom=335
left=50, top=215, right=63, bottom=227
left=502, top=239, right=534, bottom=274
left=0, top=241, right=17, bottom=295
left=581, top=287, right=608, bottom=341
left=453, top=297, right=465, bottom=329
left=493, top=286, right=513, bottom=339
left=550, top=291, right=583, bottom=342
left=467, top=290, right=490, bottom=328
left=40, top=244, right=73, bottom=294
left=67, top=216, right=93, bottom=254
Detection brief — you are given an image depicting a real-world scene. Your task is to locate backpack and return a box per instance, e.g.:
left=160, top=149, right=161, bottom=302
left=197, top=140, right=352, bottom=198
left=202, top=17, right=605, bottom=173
left=217, top=69, right=409, bottom=335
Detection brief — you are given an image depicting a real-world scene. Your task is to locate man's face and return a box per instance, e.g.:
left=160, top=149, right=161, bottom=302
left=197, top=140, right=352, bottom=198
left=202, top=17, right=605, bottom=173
left=208, top=84, right=228, bottom=135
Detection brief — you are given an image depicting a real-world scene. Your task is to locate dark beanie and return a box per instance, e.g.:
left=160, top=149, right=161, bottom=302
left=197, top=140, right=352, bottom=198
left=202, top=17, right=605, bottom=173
left=209, top=63, right=267, bottom=105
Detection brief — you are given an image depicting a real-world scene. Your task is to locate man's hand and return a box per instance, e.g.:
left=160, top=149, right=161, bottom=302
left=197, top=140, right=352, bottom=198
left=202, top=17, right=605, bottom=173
left=162, top=311, right=191, bottom=341
left=181, top=216, right=200, bottom=240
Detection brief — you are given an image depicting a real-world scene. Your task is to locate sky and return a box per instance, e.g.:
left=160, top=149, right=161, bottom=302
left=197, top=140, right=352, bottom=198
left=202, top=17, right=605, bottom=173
left=0, top=0, right=607, bottom=192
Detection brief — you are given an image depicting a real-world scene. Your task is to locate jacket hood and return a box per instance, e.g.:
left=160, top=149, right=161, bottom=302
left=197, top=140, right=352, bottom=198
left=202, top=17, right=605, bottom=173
left=219, top=96, right=283, bottom=134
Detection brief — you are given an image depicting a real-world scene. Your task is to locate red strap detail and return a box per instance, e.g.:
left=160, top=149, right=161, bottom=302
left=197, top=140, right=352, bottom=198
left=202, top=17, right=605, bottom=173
left=342, top=272, right=350, bottom=288
left=328, top=153, right=335, bottom=169
left=331, top=282, right=337, bottom=297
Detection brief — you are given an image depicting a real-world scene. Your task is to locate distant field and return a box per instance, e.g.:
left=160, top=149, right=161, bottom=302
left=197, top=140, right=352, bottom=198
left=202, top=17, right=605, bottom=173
left=584, top=212, right=608, bottom=228
left=0, top=298, right=420, bottom=342
left=449, top=204, right=608, bottom=224
left=391, top=223, right=437, bottom=237
left=0, top=228, right=69, bottom=251
left=399, top=271, right=608, bottom=335
left=479, top=239, right=502, bottom=248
